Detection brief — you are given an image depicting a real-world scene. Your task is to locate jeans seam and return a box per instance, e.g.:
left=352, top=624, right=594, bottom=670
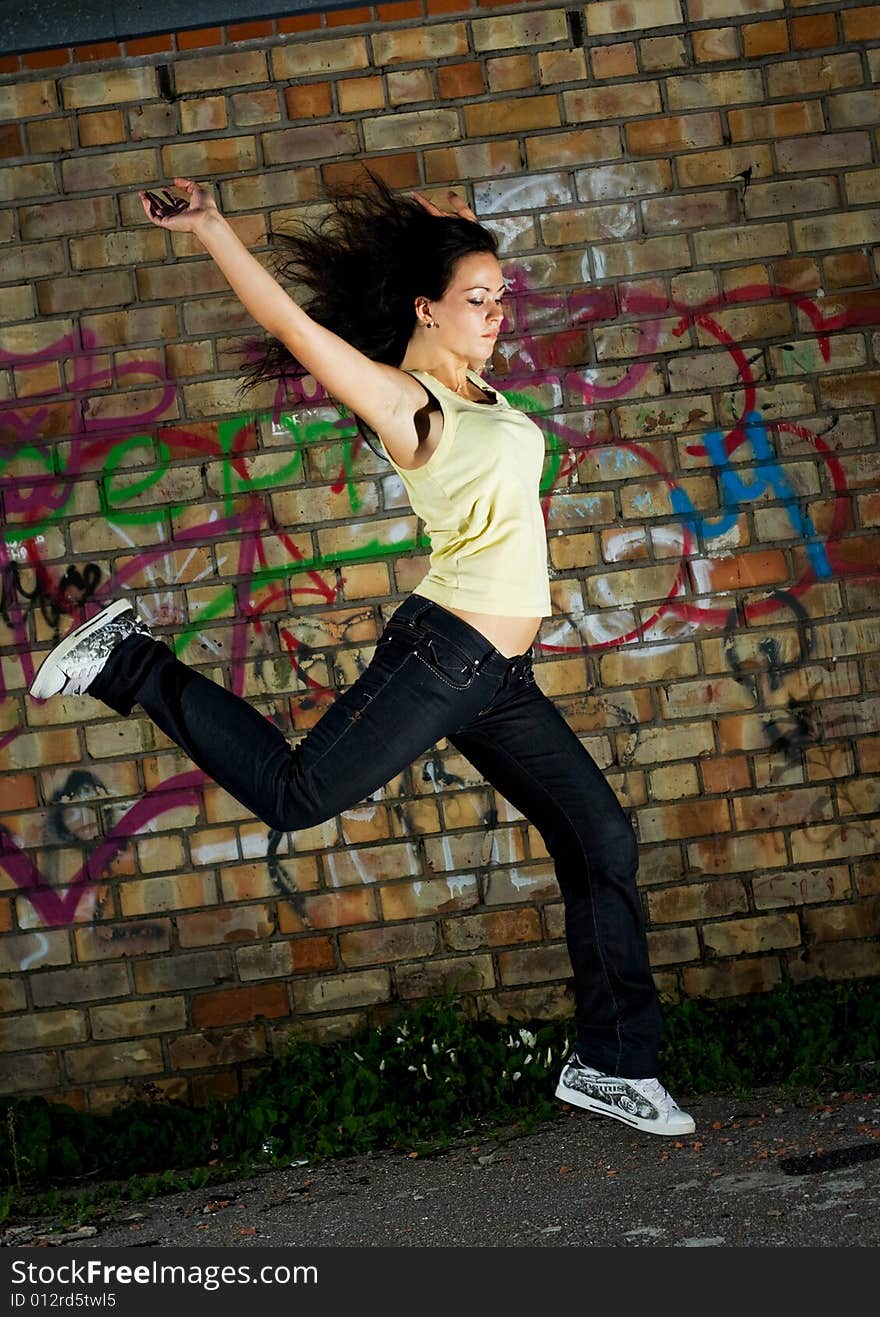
left=284, top=650, right=417, bottom=805
left=461, top=733, right=625, bottom=1074
left=414, top=649, right=476, bottom=691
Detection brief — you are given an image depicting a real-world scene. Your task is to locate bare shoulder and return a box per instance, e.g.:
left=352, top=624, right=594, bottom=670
left=371, top=365, right=443, bottom=471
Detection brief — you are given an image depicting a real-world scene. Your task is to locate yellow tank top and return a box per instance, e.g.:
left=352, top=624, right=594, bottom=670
left=379, top=368, right=552, bottom=617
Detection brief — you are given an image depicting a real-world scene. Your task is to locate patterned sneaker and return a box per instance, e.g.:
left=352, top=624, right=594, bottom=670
left=29, top=600, right=152, bottom=699
left=555, top=1052, right=695, bottom=1137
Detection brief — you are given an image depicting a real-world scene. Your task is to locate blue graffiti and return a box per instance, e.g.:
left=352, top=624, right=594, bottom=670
left=670, top=411, right=832, bottom=579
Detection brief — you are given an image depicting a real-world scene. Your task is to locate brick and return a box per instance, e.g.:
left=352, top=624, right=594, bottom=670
left=90, top=997, right=186, bottom=1040
left=497, top=945, right=571, bottom=986
left=0, top=1009, right=86, bottom=1052
left=0, top=1052, right=60, bottom=1094
left=692, top=27, right=740, bottom=63
left=777, top=132, right=872, bottom=175
left=0, top=978, right=27, bottom=1013
left=0, top=929, right=71, bottom=976
left=593, top=232, right=692, bottom=277
left=379, top=875, right=480, bottom=921
left=647, top=926, right=700, bottom=966
left=61, top=67, right=156, bottom=110
left=442, top=908, right=542, bottom=952
left=133, top=949, right=234, bottom=994
left=66, top=1038, right=164, bottom=1084
left=586, top=1, right=682, bottom=35
left=193, top=982, right=289, bottom=1029
left=486, top=55, right=535, bottom=93
left=263, top=122, right=359, bottom=165
left=703, top=912, right=801, bottom=958
left=285, top=82, right=333, bottom=118
left=161, top=137, right=257, bottom=178
left=676, top=144, right=773, bottom=189
left=669, top=70, right=765, bottom=112
left=746, top=177, right=840, bottom=219
left=179, top=96, right=228, bottom=134
left=438, top=61, right=485, bottom=100
left=364, top=108, right=461, bottom=152
left=78, top=110, right=126, bottom=147
left=385, top=68, right=433, bottom=107
left=230, top=89, right=281, bottom=125
left=540, top=48, right=587, bottom=84
left=119, top=873, right=216, bottom=918
left=789, top=939, right=880, bottom=984
left=804, top=900, right=880, bottom=944
left=648, top=878, right=748, bottom=923
left=174, top=50, right=267, bottom=94
left=236, top=941, right=300, bottom=980
left=396, top=953, right=495, bottom=999
left=177, top=905, right=274, bottom=948
left=791, top=823, right=877, bottom=866
left=70, top=230, right=167, bottom=270
left=0, top=81, right=57, bottom=119
left=73, top=920, right=171, bottom=962
left=0, top=163, right=56, bottom=202
left=272, top=37, right=370, bottom=79
left=298, top=888, right=377, bottom=930
left=729, top=100, right=825, bottom=143
left=732, top=787, right=834, bottom=833
left=60, top=148, right=158, bottom=193
left=626, top=112, right=722, bottom=156
left=565, top=83, right=662, bottom=126
left=526, top=127, right=623, bottom=173
left=682, top=956, right=782, bottom=999
left=293, top=968, right=391, bottom=1012
left=767, top=52, right=863, bottom=100
left=742, top=18, right=788, bottom=58
left=339, top=922, right=437, bottom=966
left=753, top=866, right=853, bottom=910
left=472, top=8, right=567, bottom=51
left=590, top=42, right=638, bottom=79
left=127, top=102, right=178, bottom=142
left=30, top=961, right=128, bottom=1009
left=372, top=23, right=467, bottom=64
left=26, top=118, right=74, bottom=154
left=694, top=223, right=790, bottom=265
left=0, top=285, right=35, bottom=322
left=169, top=1027, right=265, bottom=1070
left=649, top=762, right=700, bottom=801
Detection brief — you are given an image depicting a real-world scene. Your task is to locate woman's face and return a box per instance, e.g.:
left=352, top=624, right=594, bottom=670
left=421, top=252, right=508, bottom=361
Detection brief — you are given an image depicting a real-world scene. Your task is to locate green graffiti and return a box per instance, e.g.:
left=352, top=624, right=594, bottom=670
left=173, top=531, right=428, bottom=657
left=99, top=435, right=186, bottom=525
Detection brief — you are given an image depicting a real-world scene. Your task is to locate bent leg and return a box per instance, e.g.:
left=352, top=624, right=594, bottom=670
left=450, top=676, right=662, bottom=1078
left=89, top=614, right=499, bottom=833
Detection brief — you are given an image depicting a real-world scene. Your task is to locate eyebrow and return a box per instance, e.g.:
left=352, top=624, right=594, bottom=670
left=465, top=283, right=509, bottom=292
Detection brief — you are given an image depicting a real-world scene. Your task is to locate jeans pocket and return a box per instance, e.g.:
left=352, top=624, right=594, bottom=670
left=415, top=633, right=477, bottom=691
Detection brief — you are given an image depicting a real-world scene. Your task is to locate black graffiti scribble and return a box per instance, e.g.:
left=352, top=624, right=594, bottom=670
left=48, top=769, right=110, bottom=844
left=266, top=827, right=310, bottom=925
left=0, top=561, right=102, bottom=633
left=723, top=590, right=814, bottom=693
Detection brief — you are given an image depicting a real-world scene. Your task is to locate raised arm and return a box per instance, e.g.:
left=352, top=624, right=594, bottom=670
left=140, top=179, right=429, bottom=464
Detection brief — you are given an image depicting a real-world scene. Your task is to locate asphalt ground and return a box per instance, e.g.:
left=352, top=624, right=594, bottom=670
left=4, top=1081, right=880, bottom=1250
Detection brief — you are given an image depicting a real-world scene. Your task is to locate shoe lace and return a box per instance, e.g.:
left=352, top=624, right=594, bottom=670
left=637, top=1077, right=680, bottom=1115
left=66, top=658, right=105, bottom=695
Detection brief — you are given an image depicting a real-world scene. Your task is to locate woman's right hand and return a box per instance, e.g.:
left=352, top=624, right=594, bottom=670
left=139, top=177, right=220, bottom=233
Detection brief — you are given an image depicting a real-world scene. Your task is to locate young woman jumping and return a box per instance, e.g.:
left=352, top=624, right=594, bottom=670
left=31, top=173, right=694, bottom=1136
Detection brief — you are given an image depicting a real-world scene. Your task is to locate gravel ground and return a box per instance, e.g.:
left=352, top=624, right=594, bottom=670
left=5, top=1083, right=880, bottom=1250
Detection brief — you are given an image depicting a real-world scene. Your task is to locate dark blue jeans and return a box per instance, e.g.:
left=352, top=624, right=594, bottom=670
left=90, top=594, right=662, bottom=1076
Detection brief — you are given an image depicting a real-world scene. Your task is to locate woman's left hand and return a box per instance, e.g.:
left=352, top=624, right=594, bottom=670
left=410, top=189, right=479, bottom=223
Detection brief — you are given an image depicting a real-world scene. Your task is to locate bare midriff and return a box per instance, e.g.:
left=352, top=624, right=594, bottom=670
left=442, top=606, right=541, bottom=659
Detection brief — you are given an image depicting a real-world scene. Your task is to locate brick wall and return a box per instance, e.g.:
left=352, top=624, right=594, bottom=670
left=1, top=0, right=879, bottom=1111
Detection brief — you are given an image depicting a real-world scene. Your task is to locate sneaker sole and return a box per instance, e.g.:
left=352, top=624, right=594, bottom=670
left=29, top=599, right=133, bottom=699
left=555, top=1080, right=696, bottom=1137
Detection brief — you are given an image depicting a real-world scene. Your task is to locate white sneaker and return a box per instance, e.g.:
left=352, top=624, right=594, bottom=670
left=555, top=1052, right=695, bottom=1136
left=29, top=600, right=152, bottom=699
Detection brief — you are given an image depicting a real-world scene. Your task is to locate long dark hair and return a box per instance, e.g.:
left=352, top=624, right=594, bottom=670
left=241, top=169, right=499, bottom=454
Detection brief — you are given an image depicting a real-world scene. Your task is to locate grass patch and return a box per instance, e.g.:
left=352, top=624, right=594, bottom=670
left=2, top=975, right=878, bottom=1226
